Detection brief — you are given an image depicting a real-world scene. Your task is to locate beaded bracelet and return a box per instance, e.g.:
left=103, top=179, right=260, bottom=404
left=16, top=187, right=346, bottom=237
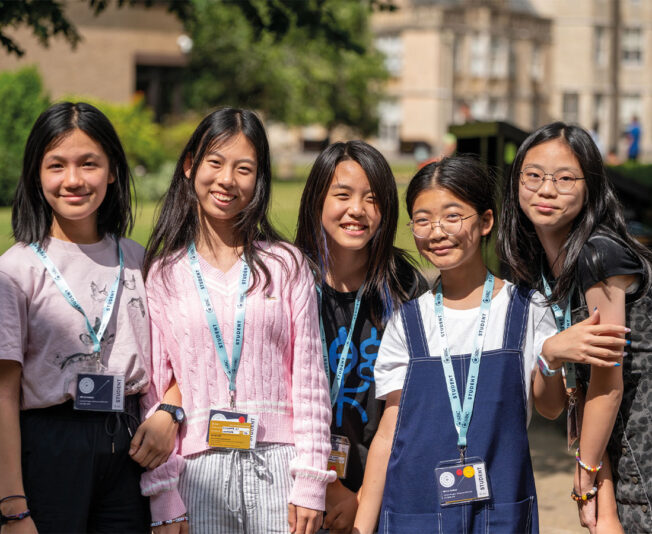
left=575, top=449, right=603, bottom=473
left=151, top=515, right=189, bottom=528
left=537, top=354, right=562, bottom=377
left=571, top=486, right=598, bottom=503
left=0, top=509, right=31, bottom=525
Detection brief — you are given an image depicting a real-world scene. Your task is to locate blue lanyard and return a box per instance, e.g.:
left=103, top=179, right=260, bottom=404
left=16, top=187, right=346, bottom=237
left=316, top=283, right=365, bottom=406
left=187, top=242, right=250, bottom=408
left=434, top=272, right=494, bottom=451
left=30, top=238, right=124, bottom=357
left=540, top=273, right=576, bottom=388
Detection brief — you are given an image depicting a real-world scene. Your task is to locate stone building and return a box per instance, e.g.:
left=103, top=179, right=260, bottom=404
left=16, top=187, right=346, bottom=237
left=372, top=0, right=552, bottom=155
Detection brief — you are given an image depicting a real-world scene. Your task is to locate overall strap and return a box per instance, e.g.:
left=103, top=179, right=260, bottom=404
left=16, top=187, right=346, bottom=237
left=502, top=286, right=534, bottom=351
left=399, top=300, right=429, bottom=360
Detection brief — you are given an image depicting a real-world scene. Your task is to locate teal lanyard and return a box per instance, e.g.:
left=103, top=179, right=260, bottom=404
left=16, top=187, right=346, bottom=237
left=434, top=272, right=494, bottom=452
left=541, top=273, right=576, bottom=388
left=188, top=242, right=250, bottom=408
left=316, top=284, right=364, bottom=406
left=30, top=238, right=124, bottom=357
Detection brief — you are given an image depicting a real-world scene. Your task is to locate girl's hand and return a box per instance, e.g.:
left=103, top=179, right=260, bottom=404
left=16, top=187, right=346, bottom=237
left=541, top=309, right=628, bottom=369
left=287, top=503, right=323, bottom=534
left=152, top=516, right=189, bottom=534
left=323, top=480, right=358, bottom=534
left=129, top=410, right=177, bottom=469
left=0, top=516, right=38, bottom=534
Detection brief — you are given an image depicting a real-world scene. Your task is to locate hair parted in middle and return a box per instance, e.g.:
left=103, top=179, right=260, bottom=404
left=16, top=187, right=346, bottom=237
left=295, top=140, right=419, bottom=327
left=144, top=107, right=290, bottom=288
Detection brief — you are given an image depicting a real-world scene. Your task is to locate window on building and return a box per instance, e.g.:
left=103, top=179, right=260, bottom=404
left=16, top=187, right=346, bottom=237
left=594, top=26, right=607, bottom=67
left=470, top=33, right=489, bottom=77
left=531, top=44, right=543, bottom=82
left=490, top=37, right=508, bottom=78
left=562, top=93, right=579, bottom=123
left=135, top=55, right=187, bottom=122
left=453, top=34, right=464, bottom=74
left=622, top=27, right=643, bottom=65
left=375, top=35, right=403, bottom=76
left=377, top=100, right=402, bottom=151
left=488, top=98, right=507, bottom=120
left=620, top=94, right=642, bottom=127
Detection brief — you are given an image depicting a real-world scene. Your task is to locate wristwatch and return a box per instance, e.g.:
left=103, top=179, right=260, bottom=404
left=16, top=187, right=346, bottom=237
left=156, top=403, right=186, bottom=424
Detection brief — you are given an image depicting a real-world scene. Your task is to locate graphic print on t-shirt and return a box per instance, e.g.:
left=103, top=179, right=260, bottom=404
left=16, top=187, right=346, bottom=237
left=328, top=325, right=381, bottom=427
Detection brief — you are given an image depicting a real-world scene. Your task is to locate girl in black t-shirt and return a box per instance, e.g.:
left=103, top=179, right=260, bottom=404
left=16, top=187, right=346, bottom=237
left=295, top=141, right=426, bottom=533
left=499, top=122, right=652, bottom=534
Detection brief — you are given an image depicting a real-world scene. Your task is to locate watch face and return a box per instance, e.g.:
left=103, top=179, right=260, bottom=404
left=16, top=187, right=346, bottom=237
left=175, top=407, right=185, bottom=423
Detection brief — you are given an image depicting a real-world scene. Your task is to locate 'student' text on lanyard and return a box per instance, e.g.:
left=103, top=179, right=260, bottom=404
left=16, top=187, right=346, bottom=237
left=317, top=283, right=365, bottom=406
left=187, top=242, right=250, bottom=408
left=434, top=272, right=494, bottom=452
left=30, top=238, right=124, bottom=360
left=541, top=273, right=576, bottom=389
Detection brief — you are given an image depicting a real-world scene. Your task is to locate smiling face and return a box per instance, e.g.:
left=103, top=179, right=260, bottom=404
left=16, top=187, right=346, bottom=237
left=187, top=133, right=258, bottom=228
left=518, top=138, right=587, bottom=240
left=320, top=160, right=381, bottom=257
left=412, top=186, right=493, bottom=272
left=40, top=128, right=114, bottom=241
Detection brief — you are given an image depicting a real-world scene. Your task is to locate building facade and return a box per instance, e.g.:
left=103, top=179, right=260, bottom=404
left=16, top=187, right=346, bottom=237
left=0, top=1, right=188, bottom=121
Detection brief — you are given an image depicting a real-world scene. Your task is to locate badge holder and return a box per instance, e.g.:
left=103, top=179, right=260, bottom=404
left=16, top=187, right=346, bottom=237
left=74, top=355, right=125, bottom=412
left=206, top=393, right=259, bottom=450
left=435, top=452, right=491, bottom=507
left=328, top=435, right=351, bottom=479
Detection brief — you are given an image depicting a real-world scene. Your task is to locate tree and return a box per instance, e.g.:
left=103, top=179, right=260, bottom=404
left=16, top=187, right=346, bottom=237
left=186, top=0, right=388, bottom=135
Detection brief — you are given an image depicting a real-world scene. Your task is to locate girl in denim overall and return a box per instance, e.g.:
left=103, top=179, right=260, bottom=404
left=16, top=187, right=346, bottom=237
left=354, top=156, right=567, bottom=534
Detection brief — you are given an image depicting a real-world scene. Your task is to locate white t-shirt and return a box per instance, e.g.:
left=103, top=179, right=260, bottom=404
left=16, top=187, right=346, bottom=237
left=374, top=281, right=557, bottom=423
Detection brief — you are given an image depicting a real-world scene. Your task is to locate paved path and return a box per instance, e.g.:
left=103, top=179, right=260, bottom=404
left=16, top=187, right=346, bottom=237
left=529, top=414, right=585, bottom=534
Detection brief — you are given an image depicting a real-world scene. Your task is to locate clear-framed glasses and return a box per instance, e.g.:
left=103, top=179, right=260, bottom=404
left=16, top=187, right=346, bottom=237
left=408, top=213, right=478, bottom=238
left=519, top=166, right=585, bottom=194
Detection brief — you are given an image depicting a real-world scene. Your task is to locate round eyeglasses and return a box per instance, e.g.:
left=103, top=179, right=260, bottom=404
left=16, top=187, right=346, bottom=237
left=520, top=166, right=585, bottom=194
left=408, top=213, right=478, bottom=238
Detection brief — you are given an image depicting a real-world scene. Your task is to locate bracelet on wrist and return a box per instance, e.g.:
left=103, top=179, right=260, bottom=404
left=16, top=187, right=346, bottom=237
left=575, top=449, right=603, bottom=473
left=538, top=354, right=562, bottom=377
left=0, top=509, right=31, bottom=526
left=151, top=515, right=189, bottom=528
left=571, top=486, right=598, bottom=503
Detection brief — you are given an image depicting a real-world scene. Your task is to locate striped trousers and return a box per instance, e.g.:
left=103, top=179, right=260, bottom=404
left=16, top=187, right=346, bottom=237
left=179, top=443, right=295, bottom=534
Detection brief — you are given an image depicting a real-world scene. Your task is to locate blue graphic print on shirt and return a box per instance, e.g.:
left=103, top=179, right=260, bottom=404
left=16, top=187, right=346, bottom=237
left=329, top=326, right=381, bottom=427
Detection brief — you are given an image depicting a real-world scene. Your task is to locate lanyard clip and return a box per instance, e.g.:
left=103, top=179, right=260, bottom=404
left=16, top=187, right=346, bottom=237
left=229, top=390, right=236, bottom=409
left=459, top=446, right=466, bottom=464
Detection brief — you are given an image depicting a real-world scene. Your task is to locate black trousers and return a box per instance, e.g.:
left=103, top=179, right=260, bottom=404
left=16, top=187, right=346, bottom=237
left=20, top=397, right=150, bottom=534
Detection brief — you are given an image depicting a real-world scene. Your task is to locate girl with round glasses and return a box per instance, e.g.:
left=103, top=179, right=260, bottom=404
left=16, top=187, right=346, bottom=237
left=355, top=155, right=564, bottom=533
left=499, top=122, right=651, bottom=533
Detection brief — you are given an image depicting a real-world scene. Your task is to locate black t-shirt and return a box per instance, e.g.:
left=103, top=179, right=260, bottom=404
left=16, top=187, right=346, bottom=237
left=575, top=233, right=643, bottom=298
left=320, top=261, right=427, bottom=492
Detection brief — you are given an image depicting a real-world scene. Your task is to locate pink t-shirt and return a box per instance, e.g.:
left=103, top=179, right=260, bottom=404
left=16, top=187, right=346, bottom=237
left=0, top=236, right=150, bottom=409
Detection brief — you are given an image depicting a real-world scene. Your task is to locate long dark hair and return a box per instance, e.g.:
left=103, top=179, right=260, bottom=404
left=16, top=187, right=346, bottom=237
left=144, top=108, right=289, bottom=290
left=406, top=155, right=497, bottom=241
left=295, top=140, right=420, bottom=327
left=498, top=121, right=652, bottom=305
left=12, top=101, right=134, bottom=243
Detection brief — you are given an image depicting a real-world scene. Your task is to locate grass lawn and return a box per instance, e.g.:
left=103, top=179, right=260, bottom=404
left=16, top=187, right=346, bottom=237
left=0, top=181, right=424, bottom=263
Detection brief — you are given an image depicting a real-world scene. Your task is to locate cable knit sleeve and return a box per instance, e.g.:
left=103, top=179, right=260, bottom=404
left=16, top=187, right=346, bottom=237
left=140, top=269, right=187, bottom=522
left=286, top=252, right=337, bottom=510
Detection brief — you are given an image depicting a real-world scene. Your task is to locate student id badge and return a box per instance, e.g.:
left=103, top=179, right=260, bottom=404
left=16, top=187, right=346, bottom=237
left=207, top=409, right=259, bottom=450
left=435, top=457, right=491, bottom=507
left=74, top=372, right=125, bottom=412
left=327, top=435, right=350, bottom=479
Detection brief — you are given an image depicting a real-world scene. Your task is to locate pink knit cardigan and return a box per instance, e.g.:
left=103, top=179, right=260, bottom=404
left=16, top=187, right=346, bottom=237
left=140, top=243, right=335, bottom=521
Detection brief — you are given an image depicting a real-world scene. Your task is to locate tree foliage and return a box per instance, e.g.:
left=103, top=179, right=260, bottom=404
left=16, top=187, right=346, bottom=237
left=0, top=66, right=50, bottom=206
left=186, top=0, right=388, bottom=135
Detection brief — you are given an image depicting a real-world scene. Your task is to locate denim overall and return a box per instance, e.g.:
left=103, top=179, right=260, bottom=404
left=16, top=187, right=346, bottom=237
left=378, top=286, right=539, bottom=534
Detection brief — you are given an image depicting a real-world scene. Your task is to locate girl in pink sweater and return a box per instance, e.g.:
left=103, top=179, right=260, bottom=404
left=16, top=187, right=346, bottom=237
left=140, top=108, right=335, bottom=533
